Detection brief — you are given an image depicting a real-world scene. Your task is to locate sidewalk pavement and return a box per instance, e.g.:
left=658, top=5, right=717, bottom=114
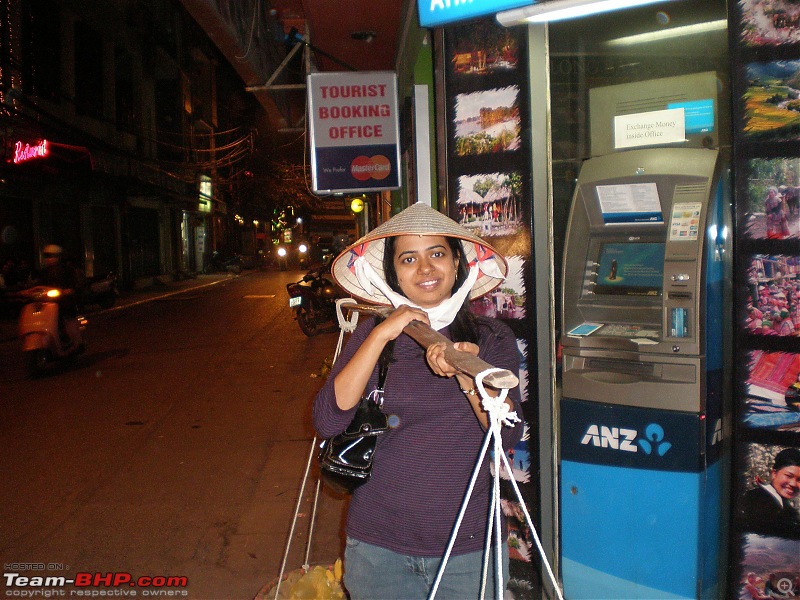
left=0, top=271, right=243, bottom=344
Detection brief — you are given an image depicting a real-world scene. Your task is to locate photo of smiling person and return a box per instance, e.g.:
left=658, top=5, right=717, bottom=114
left=740, top=446, right=800, bottom=538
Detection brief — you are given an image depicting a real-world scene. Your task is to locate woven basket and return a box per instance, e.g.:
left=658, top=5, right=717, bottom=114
left=255, top=562, right=346, bottom=600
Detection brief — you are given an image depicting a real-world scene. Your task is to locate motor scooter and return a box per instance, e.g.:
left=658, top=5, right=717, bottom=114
left=78, top=272, right=118, bottom=309
left=204, top=251, right=243, bottom=275
left=286, top=259, right=344, bottom=336
left=17, top=286, right=87, bottom=376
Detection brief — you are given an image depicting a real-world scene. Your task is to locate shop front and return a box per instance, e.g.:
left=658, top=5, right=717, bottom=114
left=407, top=0, right=799, bottom=596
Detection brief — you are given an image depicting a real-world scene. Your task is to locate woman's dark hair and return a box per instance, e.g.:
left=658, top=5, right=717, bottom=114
left=773, top=447, right=800, bottom=471
left=383, top=235, right=480, bottom=344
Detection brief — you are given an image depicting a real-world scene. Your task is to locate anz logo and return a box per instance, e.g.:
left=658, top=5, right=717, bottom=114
left=580, top=423, right=672, bottom=457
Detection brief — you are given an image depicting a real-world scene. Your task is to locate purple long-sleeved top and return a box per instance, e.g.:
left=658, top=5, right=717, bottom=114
left=313, top=315, right=524, bottom=557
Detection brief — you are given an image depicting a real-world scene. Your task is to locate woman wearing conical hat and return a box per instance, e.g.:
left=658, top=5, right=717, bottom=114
left=313, top=202, right=524, bottom=599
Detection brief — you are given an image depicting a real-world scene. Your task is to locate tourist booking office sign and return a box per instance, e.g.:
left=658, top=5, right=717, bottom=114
left=308, top=71, right=401, bottom=194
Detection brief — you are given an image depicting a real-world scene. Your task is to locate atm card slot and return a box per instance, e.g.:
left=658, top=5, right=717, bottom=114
left=585, top=358, right=654, bottom=377
left=564, top=354, right=698, bottom=384
left=562, top=354, right=702, bottom=411
left=668, top=291, right=692, bottom=299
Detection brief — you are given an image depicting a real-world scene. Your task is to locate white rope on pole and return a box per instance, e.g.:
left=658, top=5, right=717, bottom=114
left=303, top=477, right=322, bottom=568
left=480, top=490, right=496, bottom=600
left=492, top=422, right=503, bottom=600
left=428, top=422, right=494, bottom=600
left=428, top=368, right=564, bottom=600
left=481, top=368, right=514, bottom=600
left=495, top=433, right=565, bottom=600
left=335, top=298, right=359, bottom=334
left=273, top=435, right=318, bottom=600
left=429, top=369, right=511, bottom=600
left=273, top=297, right=360, bottom=599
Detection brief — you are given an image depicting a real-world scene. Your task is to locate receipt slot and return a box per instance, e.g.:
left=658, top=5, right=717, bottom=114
left=559, top=148, right=729, bottom=599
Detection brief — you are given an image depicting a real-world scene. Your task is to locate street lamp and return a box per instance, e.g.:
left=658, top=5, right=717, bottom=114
left=350, top=197, right=365, bottom=213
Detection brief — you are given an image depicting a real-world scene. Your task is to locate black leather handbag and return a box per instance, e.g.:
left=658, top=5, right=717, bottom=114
left=318, top=357, right=389, bottom=494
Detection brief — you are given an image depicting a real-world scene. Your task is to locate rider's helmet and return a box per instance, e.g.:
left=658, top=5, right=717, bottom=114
left=42, top=244, right=63, bottom=267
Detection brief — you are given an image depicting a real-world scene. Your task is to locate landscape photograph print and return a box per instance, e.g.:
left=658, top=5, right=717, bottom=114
left=453, top=86, right=521, bottom=156
left=743, top=60, right=800, bottom=142
left=740, top=0, right=800, bottom=47
left=456, top=172, right=523, bottom=238
left=447, top=19, right=519, bottom=76
left=734, top=533, right=800, bottom=597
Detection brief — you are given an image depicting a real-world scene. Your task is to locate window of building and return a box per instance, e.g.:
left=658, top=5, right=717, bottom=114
left=155, top=77, right=184, bottom=163
left=21, top=0, right=61, bottom=103
left=74, top=20, right=104, bottom=117
left=115, top=48, right=136, bottom=133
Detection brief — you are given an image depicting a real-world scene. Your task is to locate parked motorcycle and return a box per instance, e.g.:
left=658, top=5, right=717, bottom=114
left=78, top=271, right=118, bottom=309
left=204, top=251, right=243, bottom=274
left=17, top=286, right=87, bottom=376
left=286, top=259, right=344, bottom=336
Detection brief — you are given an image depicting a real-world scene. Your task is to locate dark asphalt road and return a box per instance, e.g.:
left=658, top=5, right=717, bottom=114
left=0, top=270, right=349, bottom=599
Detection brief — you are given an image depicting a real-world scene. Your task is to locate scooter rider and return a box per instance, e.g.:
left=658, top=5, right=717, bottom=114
left=38, top=245, right=80, bottom=288
left=35, top=245, right=81, bottom=340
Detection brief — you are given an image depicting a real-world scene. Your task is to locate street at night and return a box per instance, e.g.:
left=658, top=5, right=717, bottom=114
left=3, top=0, right=775, bottom=598
left=0, top=269, right=348, bottom=599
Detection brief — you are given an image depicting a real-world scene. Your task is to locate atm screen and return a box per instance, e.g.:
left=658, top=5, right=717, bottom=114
left=595, top=182, right=663, bottom=225
left=593, top=242, right=665, bottom=296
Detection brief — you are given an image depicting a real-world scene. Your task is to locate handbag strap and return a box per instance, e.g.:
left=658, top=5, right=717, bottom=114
left=377, top=353, right=389, bottom=390
left=366, top=353, right=389, bottom=407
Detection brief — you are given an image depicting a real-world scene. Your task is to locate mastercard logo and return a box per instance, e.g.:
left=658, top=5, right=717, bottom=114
left=350, top=155, right=391, bottom=181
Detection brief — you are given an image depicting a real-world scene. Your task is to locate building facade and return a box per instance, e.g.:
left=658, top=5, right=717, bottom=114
left=0, top=0, right=269, bottom=288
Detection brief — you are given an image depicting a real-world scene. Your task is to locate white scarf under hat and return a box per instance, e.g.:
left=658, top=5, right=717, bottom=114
left=353, top=256, right=479, bottom=331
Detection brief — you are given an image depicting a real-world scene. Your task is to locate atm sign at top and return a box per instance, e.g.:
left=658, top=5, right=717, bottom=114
left=418, top=0, right=534, bottom=27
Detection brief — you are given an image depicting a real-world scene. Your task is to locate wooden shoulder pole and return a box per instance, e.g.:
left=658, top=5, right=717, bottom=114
left=344, top=304, right=519, bottom=390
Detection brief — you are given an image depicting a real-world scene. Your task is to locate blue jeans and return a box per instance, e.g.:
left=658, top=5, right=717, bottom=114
left=344, top=537, right=510, bottom=600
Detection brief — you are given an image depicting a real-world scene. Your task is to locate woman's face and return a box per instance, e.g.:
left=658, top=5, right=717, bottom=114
left=392, top=235, right=458, bottom=308
left=771, top=464, right=800, bottom=501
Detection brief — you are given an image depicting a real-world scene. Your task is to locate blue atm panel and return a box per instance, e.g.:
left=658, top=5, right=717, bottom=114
left=560, top=398, right=722, bottom=599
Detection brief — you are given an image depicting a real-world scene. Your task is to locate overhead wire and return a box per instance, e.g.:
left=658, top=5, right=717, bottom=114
left=235, top=0, right=260, bottom=61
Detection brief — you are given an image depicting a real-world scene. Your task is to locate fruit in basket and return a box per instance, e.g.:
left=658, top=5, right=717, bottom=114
left=289, top=564, right=345, bottom=599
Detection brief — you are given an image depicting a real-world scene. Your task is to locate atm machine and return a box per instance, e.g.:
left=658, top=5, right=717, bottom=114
left=559, top=146, right=730, bottom=599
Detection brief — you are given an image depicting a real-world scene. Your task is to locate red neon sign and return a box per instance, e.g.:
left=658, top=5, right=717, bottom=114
left=13, top=139, right=49, bottom=164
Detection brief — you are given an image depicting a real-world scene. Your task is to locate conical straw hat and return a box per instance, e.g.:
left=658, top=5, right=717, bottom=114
left=331, top=202, right=507, bottom=305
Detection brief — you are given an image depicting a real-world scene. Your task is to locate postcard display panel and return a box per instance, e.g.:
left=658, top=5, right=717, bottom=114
left=440, top=18, right=539, bottom=597
left=728, top=2, right=800, bottom=598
